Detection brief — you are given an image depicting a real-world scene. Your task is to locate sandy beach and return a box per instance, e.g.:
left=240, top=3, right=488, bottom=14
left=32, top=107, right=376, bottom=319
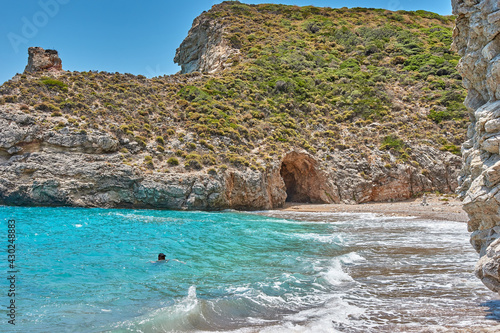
left=277, top=194, right=468, bottom=222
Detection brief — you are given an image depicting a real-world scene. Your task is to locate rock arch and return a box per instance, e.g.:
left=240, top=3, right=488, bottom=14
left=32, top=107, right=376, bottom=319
left=279, top=151, right=337, bottom=203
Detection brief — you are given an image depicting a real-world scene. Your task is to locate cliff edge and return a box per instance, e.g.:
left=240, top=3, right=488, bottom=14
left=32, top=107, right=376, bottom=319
left=453, top=0, right=500, bottom=293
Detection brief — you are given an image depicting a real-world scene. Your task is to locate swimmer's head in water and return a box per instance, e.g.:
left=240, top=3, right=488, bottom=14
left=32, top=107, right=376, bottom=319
left=158, top=253, right=166, bottom=260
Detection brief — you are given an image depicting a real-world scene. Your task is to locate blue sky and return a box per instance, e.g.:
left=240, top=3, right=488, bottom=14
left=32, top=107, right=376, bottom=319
left=1, top=0, right=453, bottom=84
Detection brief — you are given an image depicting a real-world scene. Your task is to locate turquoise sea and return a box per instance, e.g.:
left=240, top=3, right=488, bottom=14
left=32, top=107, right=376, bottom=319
left=1, top=206, right=500, bottom=332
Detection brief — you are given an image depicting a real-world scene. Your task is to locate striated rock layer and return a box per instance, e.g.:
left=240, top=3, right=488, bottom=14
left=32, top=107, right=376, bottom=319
left=453, top=0, right=500, bottom=292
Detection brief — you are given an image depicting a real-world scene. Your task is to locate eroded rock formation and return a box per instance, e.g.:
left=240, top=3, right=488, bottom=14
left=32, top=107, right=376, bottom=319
left=174, top=5, right=240, bottom=73
left=280, top=151, right=337, bottom=203
left=453, top=0, right=500, bottom=292
left=24, top=47, right=62, bottom=73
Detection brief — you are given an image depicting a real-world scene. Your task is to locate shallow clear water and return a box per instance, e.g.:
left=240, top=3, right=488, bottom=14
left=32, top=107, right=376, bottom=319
left=0, top=207, right=499, bottom=332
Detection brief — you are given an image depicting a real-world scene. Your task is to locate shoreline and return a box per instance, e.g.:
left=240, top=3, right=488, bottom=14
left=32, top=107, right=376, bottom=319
left=275, top=194, right=468, bottom=222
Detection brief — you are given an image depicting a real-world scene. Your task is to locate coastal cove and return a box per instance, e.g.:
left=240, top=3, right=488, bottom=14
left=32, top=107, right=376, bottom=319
left=1, top=205, right=499, bottom=332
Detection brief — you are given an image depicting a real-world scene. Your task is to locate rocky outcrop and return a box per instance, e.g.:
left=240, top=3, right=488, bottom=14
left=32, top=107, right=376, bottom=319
left=0, top=105, right=277, bottom=210
left=174, top=6, right=240, bottom=73
left=452, top=0, right=500, bottom=292
left=223, top=166, right=287, bottom=209
left=476, top=238, right=500, bottom=293
left=24, top=47, right=62, bottom=73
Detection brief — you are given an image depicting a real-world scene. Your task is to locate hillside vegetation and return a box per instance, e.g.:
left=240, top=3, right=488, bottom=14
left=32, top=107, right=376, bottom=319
left=0, top=2, right=467, bottom=174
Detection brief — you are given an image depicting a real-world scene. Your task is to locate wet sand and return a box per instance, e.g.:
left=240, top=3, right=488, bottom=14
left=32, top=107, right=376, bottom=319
left=278, top=194, right=468, bottom=222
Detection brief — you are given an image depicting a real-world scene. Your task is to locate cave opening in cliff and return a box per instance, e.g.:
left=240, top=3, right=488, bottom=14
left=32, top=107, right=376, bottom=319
left=280, top=152, right=318, bottom=203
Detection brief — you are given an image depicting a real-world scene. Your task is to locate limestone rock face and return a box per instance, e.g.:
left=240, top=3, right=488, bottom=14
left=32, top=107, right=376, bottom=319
left=24, top=47, right=62, bottom=73
left=174, top=7, right=239, bottom=74
left=453, top=0, right=500, bottom=293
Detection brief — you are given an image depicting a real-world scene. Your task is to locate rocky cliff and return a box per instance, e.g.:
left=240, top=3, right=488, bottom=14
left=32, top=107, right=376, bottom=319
left=453, top=0, right=500, bottom=293
left=174, top=7, right=240, bottom=74
left=1, top=4, right=466, bottom=210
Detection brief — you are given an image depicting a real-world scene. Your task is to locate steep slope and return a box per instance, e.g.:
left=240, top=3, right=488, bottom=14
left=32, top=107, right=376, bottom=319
left=0, top=2, right=467, bottom=209
left=453, top=0, right=500, bottom=293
